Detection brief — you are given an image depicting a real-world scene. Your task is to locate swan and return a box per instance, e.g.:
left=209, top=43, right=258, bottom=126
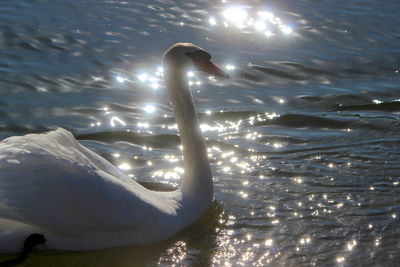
left=0, top=43, right=228, bottom=253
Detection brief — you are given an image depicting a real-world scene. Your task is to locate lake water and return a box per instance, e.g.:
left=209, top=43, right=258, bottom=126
left=1, top=0, right=400, bottom=266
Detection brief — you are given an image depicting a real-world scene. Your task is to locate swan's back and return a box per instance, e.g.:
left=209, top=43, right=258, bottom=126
left=1, top=128, right=128, bottom=182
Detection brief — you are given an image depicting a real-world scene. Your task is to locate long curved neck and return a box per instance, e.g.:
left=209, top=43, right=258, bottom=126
left=164, top=67, right=213, bottom=206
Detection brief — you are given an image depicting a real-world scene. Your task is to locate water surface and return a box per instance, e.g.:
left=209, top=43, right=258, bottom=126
left=1, top=0, right=400, bottom=266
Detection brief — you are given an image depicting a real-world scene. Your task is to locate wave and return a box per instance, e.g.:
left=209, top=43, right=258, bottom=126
left=332, top=101, right=400, bottom=112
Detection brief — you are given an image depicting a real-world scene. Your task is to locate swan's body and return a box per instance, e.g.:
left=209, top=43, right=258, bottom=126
left=0, top=43, right=227, bottom=253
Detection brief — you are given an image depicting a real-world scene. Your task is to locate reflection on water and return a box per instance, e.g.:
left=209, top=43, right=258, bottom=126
left=208, top=5, right=295, bottom=38
left=143, top=104, right=156, bottom=113
left=1, top=0, right=400, bottom=266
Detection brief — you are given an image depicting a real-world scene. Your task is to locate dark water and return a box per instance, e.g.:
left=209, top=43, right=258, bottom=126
left=1, top=0, right=400, bottom=266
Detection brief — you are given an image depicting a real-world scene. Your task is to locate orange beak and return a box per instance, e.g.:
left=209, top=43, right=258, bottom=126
left=195, top=59, right=229, bottom=78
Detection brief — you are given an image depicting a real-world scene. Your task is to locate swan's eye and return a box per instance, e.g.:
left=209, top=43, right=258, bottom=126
left=185, top=50, right=212, bottom=61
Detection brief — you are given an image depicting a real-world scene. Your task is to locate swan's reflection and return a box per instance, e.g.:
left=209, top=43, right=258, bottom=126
left=11, top=201, right=224, bottom=267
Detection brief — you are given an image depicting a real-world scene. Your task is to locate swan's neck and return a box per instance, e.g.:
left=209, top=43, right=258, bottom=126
left=165, top=68, right=213, bottom=209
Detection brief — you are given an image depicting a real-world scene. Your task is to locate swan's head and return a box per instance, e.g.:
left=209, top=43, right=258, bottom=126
left=162, top=42, right=229, bottom=78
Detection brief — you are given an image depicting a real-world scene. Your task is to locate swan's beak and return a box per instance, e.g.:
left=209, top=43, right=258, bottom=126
left=196, top=59, right=230, bottom=78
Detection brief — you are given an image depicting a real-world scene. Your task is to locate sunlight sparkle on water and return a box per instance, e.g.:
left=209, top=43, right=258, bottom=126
left=299, top=237, right=311, bottom=245
left=137, top=122, right=149, bottom=128
left=208, top=6, right=295, bottom=39
left=264, top=30, right=274, bottom=37
left=110, top=116, right=126, bottom=127
left=336, top=256, right=345, bottom=263
left=225, top=64, right=236, bottom=71
left=222, top=6, right=248, bottom=27
left=294, top=177, right=303, bottom=184
left=257, top=11, right=274, bottom=20
left=143, top=104, right=156, bottom=113
left=158, top=241, right=188, bottom=265
left=118, top=162, right=131, bottom=171
left=347, top=240, right=357, bottom=251
left=116, top=75, right=127, bottom=83
left=209, top=17, right=217, bottom=26
left=134, top=68, right=166, bottom=90
left=138, top=73, right=149, bottom=83
left=265, top=239, right=273, bottom=247
left=254, top=20, right=266, bottom=31
left=273, top=143, right=283, bottom=149
left=280, top=25, right=293, bottom=34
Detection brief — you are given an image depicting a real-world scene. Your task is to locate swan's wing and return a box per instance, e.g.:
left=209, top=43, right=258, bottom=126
left=0, top=129, right=161, bottom=233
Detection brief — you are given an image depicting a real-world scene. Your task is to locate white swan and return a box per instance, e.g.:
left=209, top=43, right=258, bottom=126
left=0, top=43, right=228, bottom=253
